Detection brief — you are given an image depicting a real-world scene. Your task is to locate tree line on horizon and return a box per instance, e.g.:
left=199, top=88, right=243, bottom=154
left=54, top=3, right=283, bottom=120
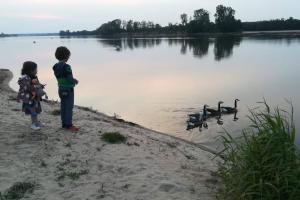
left=58, top=5, right=300, bottom=36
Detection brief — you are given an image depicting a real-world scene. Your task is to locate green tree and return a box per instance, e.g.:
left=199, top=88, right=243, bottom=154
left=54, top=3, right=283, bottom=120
left=155, top=24, right=162, bottom=29
left=126, top=20, right=134, bottom=32
left=133, top=21, right=140, bottom=31
left=194, top=9, right=209, bottom=22
left=141, top=21, right=147, bottom=30
left=97, top=19, right=123, bottom=35
left=147, top=21, right=155, bottom=29
left=121, top=20, right=127, bottom=30
left=180, top=13, right=188, bottom=26
left=187, top=9, right=211, bottom=33
left=214, top=5, right=241, bottom=32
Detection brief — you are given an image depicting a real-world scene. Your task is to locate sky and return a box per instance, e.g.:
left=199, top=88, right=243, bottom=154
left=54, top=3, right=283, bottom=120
left=1, top=0, right=300, bottom=33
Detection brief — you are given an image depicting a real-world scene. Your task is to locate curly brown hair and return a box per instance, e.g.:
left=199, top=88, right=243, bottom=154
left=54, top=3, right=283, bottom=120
left=55, top=46, right=71, bottom=61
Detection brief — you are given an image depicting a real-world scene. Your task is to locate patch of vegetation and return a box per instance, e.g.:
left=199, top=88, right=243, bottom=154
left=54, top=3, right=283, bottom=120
left=57, top=170, right=89, bottom=181
left=1, top=182, right=35, bottom=200
left=50, top=109, right=61, bottom=116
left=101, top=132, right=127, bottom=144
left=218, top=102, right=300, bottom=200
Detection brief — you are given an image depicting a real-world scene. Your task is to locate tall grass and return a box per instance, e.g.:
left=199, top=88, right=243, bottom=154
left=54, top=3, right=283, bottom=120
left=218, top=102, right=300, bottom=200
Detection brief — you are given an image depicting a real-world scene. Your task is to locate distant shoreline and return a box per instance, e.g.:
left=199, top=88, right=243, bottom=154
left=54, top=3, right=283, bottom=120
left=58, top=30, right=300, bottom=38
left=2, top=30, right=300, bottom=38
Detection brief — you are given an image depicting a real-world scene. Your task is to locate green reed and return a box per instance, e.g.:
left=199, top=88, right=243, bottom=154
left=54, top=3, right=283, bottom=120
left=217, top=101, right=300, bottom=200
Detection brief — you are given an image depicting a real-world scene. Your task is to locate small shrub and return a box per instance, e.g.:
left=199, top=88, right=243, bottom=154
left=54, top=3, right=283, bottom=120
left=101, top=132, right=127, bottom=144
left=51, top=109, right=61, bottom=116
left=2, top=182, right=35, bottom=200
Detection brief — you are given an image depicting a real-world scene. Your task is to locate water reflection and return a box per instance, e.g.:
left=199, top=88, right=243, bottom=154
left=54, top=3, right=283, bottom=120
left=214, top=36, right=242, bottom=61
left=97, top=37, right=243, bottom=61
left=99, top=38, right=162, bottom=50
left=180, top=38, right=210, bottom=58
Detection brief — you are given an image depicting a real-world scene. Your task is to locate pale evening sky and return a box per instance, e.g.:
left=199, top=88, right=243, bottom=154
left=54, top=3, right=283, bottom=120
left=0, top=0, right=299, bottom=34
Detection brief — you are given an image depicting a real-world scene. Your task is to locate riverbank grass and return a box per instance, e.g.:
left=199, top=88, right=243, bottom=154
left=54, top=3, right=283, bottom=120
left=218, top=102, right=300, bottom=200
left=101, top=132, right=127, bottom=144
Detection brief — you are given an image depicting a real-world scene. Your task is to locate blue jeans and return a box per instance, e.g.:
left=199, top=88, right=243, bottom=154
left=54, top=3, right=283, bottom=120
left=58, top=87, right=74, bottom=128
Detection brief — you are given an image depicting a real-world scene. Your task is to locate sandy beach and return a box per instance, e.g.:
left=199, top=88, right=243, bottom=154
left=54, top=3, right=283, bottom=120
left=0, top=69, right=219, bottom=200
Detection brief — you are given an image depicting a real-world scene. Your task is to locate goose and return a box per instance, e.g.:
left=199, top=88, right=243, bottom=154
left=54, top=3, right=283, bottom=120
left=187, top=117, right=199, bottom=124
left=187, top=120, right=203, bottom=130
left=222, top=99, right=240, bottom=114
left=188, top=104, right=209, bottom=123
left=199, top=105, right=209, bottom=131
left=187, top=105, right=209, bottom=130
left=187, top=122, right=196, bottom=130
left=188, top=113, right=200, bottom=122
left=200, top=104, right=209, bottom=122
left=207, top=101, right=224, bottom=116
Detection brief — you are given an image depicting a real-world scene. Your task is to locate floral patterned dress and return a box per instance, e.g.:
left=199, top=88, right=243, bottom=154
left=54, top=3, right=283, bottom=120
left=17, top=75, right=42, bottom=116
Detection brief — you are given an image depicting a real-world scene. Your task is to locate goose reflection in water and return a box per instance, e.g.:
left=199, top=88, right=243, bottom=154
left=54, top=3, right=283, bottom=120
left=234, top=111, right=239, bottom=121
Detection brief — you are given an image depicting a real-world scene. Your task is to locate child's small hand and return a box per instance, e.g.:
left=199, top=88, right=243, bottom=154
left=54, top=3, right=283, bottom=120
left=32, top=79, right=38, bottom=84
left=31, top=91, right=37, bottom=99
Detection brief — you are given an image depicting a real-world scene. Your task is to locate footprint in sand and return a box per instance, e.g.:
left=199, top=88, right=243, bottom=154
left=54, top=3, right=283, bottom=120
left=158, top=181, right=178, bottom=192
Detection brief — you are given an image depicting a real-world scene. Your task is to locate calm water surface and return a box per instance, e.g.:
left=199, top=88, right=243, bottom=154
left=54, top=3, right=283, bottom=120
left=1, top=36, right=299, bottom=147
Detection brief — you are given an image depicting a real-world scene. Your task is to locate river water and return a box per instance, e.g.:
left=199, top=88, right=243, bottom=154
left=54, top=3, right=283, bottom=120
left=1, top=35, right=299, bottom=147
